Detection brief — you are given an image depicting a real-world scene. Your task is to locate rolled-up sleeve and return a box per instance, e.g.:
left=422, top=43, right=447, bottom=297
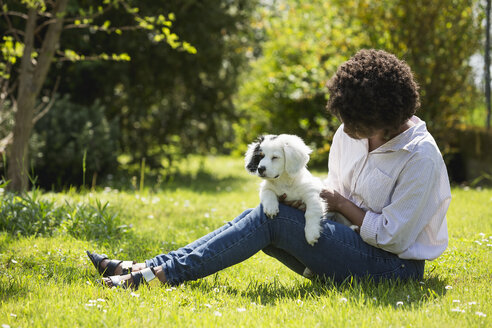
left=324, top=126, right=342, bottom=190
left=360, top=155, right=449, bottom=257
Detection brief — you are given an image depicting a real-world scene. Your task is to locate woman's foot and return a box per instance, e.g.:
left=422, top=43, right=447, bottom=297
left=99, top=259, right=147, bottom=275
left=86, top=251, right=147, bottom=277
left=102, top=266, right=167, bottom=289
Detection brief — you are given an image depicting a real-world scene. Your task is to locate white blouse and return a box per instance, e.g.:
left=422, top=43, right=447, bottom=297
left=325, top=116, right=451, bottom=260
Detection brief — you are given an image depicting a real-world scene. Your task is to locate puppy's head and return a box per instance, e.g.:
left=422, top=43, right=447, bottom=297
left=245, top=134, right=312, bottom=179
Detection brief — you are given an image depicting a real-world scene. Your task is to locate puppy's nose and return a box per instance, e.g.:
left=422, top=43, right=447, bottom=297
left=257, top=166, right=266, bottom=175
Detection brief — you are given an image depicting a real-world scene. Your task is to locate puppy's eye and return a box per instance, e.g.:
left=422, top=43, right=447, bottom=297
left=272, top=156, right=279, bottom=160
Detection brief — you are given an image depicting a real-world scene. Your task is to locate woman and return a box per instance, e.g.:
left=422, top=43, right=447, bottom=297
left=87, top=49, right=451, bottom=289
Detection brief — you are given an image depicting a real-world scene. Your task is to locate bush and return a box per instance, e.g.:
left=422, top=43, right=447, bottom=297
left=235, top=0, right=482, bottom=164
left=31, top=95, right=119, bottom=189
left=0, top=186, right=130, bottom=241
left=442, top=127, right=492, bottom=185
left=0, top=188, right=63, bottom=237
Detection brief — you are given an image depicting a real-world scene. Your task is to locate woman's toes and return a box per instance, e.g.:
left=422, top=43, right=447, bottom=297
left=132, top=263, right=147, bottom=272
left=101, top=274, right=133, bottom=288
left=101, top=277, right=113, bottom=288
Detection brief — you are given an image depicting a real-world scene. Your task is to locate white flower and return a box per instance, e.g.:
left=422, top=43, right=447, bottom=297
left=475, top=312, right=487, bottom=317
left=396, top=301, right=404, bottom=307
left=339, top=297, right=348, bottom=303
left=213, top=311, right=222, bottom=317
left=452, top=300, right=460, bottom=303
left=445, top=285, right=453, bottom=290
left=2, top=324, right=11, bottom=328
left=236, top=308, right=247, bottom=312
left=203, top=303, right=212, bottom=308
left=468, top=301, right=477, bottom=305
left=130, top=292, right=139, bottom=298
left=451, top=308, right=465, bottom=313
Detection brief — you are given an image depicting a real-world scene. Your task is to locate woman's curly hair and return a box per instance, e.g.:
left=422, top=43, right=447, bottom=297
left=326, top=49, right=420, bottom=137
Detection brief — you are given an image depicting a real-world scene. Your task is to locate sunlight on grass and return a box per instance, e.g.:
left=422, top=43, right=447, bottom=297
left=1, top=156, right=491, bottom=327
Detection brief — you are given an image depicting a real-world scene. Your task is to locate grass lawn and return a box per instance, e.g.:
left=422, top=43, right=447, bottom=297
left=0, top=156, right=491, bottom=327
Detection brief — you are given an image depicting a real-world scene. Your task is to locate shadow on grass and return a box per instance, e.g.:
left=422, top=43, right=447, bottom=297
left=158, top=170, right=251, bottom=194
left=186, top=274, right=449, bottom=308
left=108, top=164, right=252, bottom=195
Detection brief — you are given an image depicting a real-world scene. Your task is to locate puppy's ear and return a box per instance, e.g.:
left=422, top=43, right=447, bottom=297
left=282, top=134, right=312, bottom=176
left=244, top=136, right=264, bottom=173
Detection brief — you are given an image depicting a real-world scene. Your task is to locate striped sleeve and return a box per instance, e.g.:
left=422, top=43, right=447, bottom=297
left=360, top=155, right=444, bottom=256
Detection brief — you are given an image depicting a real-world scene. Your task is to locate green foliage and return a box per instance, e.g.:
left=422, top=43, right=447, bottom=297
left=343, top=0, right=483, bottom=132
left=0, top=187, right=129, bottom=241
left=0, top=36, right=24, bottom=79
left=31, top=95, right=119, bottom=189
left=53, top=1, right=257, bottom=167
left=235, top=1, right=361, bottom=164
left=60, top=199, right=130, bottom=241
left=0, top=188, right=62, bottom=236
left=0, top=0, right=202, bottom=189
left=235, top=0, right=483, bottom=163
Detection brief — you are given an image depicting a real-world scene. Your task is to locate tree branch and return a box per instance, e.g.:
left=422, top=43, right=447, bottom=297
left=32, top=76, right=60, bottom=124
left=32, top=0, right=68, bottom=97
left=35, top=1, right=115, bottom=35
left=0, top=131, right=13, bottom=155
left=3, top=11, right=29, bottom=19
left=0, top=76, right=59, bottom=155
left=0, top=0, right=23, bottom=43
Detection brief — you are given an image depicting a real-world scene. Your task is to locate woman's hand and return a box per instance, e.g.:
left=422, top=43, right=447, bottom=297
left=320, top=188, right=366, bottom=228
left=278, top=194, right=306, bottom=211
left=320, top=188, right=343, bottom=212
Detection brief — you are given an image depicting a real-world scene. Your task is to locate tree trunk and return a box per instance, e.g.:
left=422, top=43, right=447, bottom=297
left=487, top=0, right=491, bottom=130
left=6, top=0, right=68, bottom=192
left=7, top=8, right=37, bottom=192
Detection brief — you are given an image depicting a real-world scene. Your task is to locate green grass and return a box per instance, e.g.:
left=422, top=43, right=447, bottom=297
left=0, top=156, right=491, bottom=327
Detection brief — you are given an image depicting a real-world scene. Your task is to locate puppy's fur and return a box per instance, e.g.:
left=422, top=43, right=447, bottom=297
left=245, top=134, right=353, bottom=246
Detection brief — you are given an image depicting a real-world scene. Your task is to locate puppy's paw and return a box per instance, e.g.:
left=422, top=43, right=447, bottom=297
left=263, top=201, right=279, bottom=219
left=304, top=223, right=321, bottom=246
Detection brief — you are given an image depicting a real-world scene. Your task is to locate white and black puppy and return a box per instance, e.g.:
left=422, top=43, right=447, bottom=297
left=245, top=134, right=353, bottom=246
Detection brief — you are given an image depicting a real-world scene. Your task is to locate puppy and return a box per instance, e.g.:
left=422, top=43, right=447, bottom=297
left=245, top=134, right=353, bottom=246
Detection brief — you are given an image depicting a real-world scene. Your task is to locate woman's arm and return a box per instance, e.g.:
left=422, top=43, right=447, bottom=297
left=320, top=189, right=365, bottom=227
left=323, top=126, right=343, bottom=190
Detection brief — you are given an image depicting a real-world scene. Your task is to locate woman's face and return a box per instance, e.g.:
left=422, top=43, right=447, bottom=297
left=342, top=123, right=378, bottom=140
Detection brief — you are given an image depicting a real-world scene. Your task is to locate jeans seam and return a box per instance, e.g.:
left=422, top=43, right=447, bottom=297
left=170, top=216, right=270, bottom=284
left=277, top=214, right=399, bottom=262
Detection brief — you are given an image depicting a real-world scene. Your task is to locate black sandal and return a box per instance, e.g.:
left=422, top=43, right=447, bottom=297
left=86, top=251, right=134, bottom=277
left=102, top=267, right=156, bottom=290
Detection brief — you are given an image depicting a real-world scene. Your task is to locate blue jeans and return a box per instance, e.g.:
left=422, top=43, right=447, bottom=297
left=145, top=204, right=424, bottom=285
